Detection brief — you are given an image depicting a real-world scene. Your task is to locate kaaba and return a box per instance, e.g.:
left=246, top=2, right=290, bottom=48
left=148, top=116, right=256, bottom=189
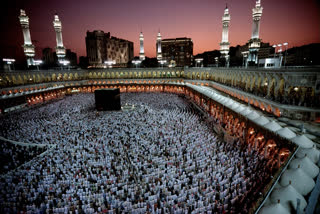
left=94, top=88, right=121, bottom=111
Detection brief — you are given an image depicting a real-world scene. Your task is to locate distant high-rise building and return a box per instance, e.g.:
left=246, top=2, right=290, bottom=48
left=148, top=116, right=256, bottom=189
left=161, top=38, right=193, bottom=67
left=156, top=31, right=162, bottom=60
left=79, top=56, right=89, bottom=68
left=53, top=14, right=66, bottom=59
left=86, top=30, right=134, bottom=68
left=66, top=49, right=77, bottom=66
left=238, top=42, right=274, bottom=63
left=139, top=32, right=145, bottom=60
left=248, top=0, right=263, bottom=64
left=220, top=5, right=231, bottom=67
left=19, top=9, right=35, bottom=66
left=42, top=47, right=56, bottom=66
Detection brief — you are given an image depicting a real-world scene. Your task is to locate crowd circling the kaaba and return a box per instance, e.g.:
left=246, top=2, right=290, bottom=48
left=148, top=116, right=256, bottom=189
left=0, top=93, right=273, bottom=213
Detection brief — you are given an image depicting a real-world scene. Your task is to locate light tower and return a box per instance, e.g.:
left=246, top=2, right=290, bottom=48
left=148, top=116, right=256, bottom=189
left=156, top=30, right=162, bottom=60
left=53, top=14, right=66, bottom=59
left=19, top=9, right=35, bottom=67
left=248, top=0, right=263, bottom=65
left=219, top=4, right=231, bottom=67
left=139, top=31, right=145, bottom=61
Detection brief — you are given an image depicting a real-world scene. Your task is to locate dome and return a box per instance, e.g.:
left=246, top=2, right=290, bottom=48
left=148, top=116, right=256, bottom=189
left=234, top=105, right=246, bottom=113
left=230, top=103, right=240, bottom=110
left=259, top=201, right=290, bottom=214
left=247, top=111, right=260, bottom=121
left=254, top=116, right=270, bottom=126
left=280, top=167, right=315, bottom=196
left=296, top=146, right=320, bottom=164
left=291, top=135, right=314, bottom=149
left=289, top=156, right=319, bottom=179
left=225, top=99, right=234, bottom=107
left=240, top=107, right=252, bottom=116
left=276, top=127, right=296, bottom=139
left=264, top=121, right=282, bottom=132
left=270, top=184, right=307, bottom=213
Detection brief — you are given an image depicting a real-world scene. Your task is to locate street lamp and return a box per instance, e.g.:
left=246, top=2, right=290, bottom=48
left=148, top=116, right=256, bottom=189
left=104, top=60, right=116, bottom=68
left=283, top=42, right=288, bottom=67
left=59, top=59, right=70, bottom=70
left=34, top=60, right=43, bottom=71
left=159, top=59, right=167, bottom=68
left=3, top=58, right=15, bottom=71
left=277, top=44, right=282, bottom=52
left=195, top=58, right=203, bottom=68
left=241, top=52, right=249, bottom=68
left=277, top=44, right=283, bottom=68
left=272, top=45, right=277, bottom=58
left=132, top=59, right=141, bottom=68
left=215, top=57, right=219, bottom=67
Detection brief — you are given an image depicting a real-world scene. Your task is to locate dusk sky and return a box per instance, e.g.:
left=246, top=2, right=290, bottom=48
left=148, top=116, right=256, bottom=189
left=1, top=0, right=320, bottom=61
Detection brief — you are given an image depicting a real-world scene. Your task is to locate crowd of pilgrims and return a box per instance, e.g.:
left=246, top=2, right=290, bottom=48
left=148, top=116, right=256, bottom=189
left=0, top=140, right=47, bottom=174
left=0, top=93, right=272, bottom=213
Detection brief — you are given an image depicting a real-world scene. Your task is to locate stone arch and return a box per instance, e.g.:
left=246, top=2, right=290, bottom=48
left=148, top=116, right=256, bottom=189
left=196, top=72, right=200, bottom=79
left=63, top=73, right=68, bottom=81
left=250, top=75, right=256, bottom=92
left=36, top=74, right=41, bottom=83
left=255, top=75, right=262, bottom=94
left=245, top=75, right=251, bottom=91
left=268, top=77, right=276, bottom=99
left=16, top=75, right=23, bottom=85
left=52, top=73, right=57, bottom=81
left=11, top=75, right=18, bottom=85
left=261, top=76, right=268, bottom=96
left=68, top=73, right=73, bottom=81
left=240, top=74, right=247, bottom=89
left=277, top=78, right=285, bottom=101
left=191, top=72, right=195, bottom=79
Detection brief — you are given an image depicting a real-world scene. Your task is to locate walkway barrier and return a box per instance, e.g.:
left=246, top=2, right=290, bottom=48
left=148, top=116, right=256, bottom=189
left=0, top=136, right=48, bottom=147
left=0, top=144, right=56, bottom=179
left=305, top=158, right=320, bottom=214
left=254, top=146, right=300, bottom=214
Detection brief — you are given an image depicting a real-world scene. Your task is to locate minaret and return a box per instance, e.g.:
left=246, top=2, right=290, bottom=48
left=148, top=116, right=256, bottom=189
left=219, top=4, right=231, bottom=67
left=248, top=0, right=263, bottom=64
left=156, top=30, right=162, bottom=60
left=53, top=14, right=66, bottom=59
left=139, top=31, right=145, bottom=60
left=19, top=9, right=35, bottom=66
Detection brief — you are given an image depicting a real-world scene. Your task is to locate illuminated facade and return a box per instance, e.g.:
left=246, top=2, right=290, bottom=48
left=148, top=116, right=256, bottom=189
left=86, top=31, right=134, bottom=68
left=19, top=9, right=35, bottom=66
left=1, top=67, right=318, bottom=120
left=156, top=31, right=162, bottom=60
left=219, top=5, right=231, bottom=67
left=53, top=14, right=66, bottom=59
left=248, top=0, right=263, bottom=64
left=161, top=38, right=193, bottom=67
left=139, top=32, right=145, bottom=60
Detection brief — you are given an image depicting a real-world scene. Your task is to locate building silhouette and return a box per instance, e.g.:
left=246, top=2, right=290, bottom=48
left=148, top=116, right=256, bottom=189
left=66, top=49, right=77, bottom=66
left=42, top=47, right=57, bottom=67
left=86, top=30, right=134, bottom=68
left=161, top=37, right=193, bottom=67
